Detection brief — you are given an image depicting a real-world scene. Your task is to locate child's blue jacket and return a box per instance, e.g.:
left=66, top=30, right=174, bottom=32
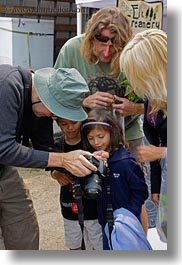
left=97, top=145, right=149, bottom=227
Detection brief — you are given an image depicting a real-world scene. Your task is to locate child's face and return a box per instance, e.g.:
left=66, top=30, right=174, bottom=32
left=87, top=127, right=111, bottom=152
left=57, top=118, right=81, bottom=140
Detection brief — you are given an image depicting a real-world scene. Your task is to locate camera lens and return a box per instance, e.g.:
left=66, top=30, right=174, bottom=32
left=84, top=173, right=102, bottom=199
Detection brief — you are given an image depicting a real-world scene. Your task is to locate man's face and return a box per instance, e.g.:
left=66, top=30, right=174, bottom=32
left=93, top=29, right=116, bottom=63
left=32, top=101, right=57, bottom=119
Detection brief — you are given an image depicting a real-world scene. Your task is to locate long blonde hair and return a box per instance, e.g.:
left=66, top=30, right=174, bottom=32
left=81, top=7, right=133, bottom=75
left=120, top=29, right=167, bottom=117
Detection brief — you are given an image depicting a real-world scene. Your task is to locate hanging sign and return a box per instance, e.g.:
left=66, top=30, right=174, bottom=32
left=117, top=0, right=163, bottom=34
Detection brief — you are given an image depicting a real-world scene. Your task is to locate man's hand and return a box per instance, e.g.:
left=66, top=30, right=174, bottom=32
left=48, top=150, right=97, bottom=177
left=137, top=145, right=167, bottom=163
left=83, top=91, right=114, bottom=109
left=61, top=150, right=97, bottom=177
left=112, top=95, right=144, bottom=116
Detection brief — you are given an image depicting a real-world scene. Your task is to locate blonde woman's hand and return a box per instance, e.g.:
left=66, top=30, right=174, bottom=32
left=137, top=145, right=167, bottom=163
left=151, top=193, right=160, bottom=207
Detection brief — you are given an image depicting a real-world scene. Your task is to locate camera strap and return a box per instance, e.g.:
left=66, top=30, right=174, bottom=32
left=106, top=169, right=114, bottom=250
left=73, top=178, right=86, bottom=250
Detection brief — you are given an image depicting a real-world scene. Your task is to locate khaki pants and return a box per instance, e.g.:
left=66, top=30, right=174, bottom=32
left=0, top=166, right=39, bottom=250
left=0, top=227, right=5, bottom=249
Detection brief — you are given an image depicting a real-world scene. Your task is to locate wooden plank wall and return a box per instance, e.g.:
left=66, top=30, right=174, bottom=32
left=0, top=0, right=77, bottom=62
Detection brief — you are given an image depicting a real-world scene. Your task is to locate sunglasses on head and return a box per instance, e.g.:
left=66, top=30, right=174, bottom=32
left=94, top=33, right=115, bottom=44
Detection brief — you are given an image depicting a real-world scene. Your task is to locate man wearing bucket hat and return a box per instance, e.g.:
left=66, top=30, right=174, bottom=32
left=0, top=64, right=98, bottom=250
left=33, top=67, right=89, bottom=121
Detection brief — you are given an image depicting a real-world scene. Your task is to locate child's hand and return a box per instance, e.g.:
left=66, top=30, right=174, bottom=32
left=92, top=150, right=109, bottom=160
left=51, top=170, right=74, bottom=186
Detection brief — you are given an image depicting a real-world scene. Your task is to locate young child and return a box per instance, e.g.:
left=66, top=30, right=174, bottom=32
left=51, top=117, right=102, bottom=250
left=81, top=107, right=149, bottom=250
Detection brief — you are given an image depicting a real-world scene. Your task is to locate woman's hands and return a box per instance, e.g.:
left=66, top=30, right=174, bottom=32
left=137, top=145, right=167, bottom=163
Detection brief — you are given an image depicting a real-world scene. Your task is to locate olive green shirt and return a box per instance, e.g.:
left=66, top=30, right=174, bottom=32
left=54, top=34, right=143, bottom=141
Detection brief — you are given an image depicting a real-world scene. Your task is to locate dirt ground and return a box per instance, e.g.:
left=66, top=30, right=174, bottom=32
left=19, top=168, right=69, bottom=250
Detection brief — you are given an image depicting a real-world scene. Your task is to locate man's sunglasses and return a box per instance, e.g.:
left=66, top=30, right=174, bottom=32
left=94, top=33, right=115, bottom=44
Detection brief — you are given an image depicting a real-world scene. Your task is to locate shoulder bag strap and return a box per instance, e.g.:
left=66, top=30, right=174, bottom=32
left=106, top=168, right=114, bottom=250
